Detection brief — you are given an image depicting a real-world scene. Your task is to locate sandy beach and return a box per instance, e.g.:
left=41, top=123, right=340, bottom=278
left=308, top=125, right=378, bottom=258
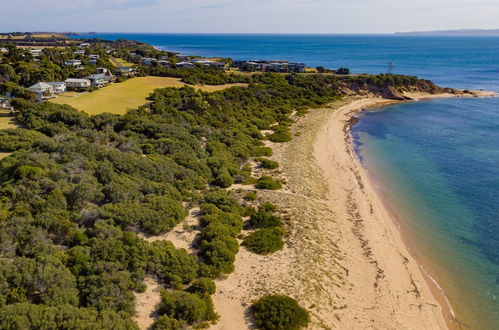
left=210, top=91, right=495, bottom=330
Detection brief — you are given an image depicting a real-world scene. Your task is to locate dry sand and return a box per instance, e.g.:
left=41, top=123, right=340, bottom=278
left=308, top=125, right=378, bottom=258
left=210, top=91, right=495, bottom=330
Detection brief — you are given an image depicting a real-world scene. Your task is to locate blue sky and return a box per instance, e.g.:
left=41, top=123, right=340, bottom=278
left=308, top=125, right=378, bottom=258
left=1, top=0, right=499, bottom=33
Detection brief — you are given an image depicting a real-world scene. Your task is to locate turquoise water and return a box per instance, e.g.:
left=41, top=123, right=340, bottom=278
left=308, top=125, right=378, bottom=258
left=78, top=33, right=499, bottom=328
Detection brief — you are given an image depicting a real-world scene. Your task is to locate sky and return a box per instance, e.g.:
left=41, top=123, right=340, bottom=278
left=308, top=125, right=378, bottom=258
left=1, top=0, right=499, bottom=33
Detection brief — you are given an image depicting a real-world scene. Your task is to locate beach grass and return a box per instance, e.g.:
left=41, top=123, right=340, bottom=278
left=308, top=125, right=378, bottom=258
left=50, top=76, right=247, bottom=115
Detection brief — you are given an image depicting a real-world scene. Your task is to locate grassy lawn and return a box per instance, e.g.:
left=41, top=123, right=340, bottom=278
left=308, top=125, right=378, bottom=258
left=50, top=76, right=247, bottom=115
left=0, top=111, right=22, bottom=160
left=110, top=57, right=134, bottom=67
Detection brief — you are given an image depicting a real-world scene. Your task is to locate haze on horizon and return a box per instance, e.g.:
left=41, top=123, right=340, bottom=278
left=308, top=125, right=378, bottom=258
left=1, top=0, right=499, bottom=34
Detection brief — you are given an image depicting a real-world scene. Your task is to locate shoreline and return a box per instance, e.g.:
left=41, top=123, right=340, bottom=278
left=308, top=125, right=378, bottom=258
left=209, top=90, right=495, bottom=329
left=341, top=91, right=495, bottom=329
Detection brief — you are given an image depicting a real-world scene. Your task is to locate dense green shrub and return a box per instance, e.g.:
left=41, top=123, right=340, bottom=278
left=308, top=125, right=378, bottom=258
left=156, top=290, right=217, bottom=325
left=255, top=158, right=279, bottom=169
left=249, top=211, right=283, bottom=229
left=242, top=228, right=285, bottom=255
left=251, top=295, right=310, bottom=330
left=188, top=278, right=216, bottom=296
left=267, top=126, right=292, bottom=143
left=256, top=176, right=282, bottom=190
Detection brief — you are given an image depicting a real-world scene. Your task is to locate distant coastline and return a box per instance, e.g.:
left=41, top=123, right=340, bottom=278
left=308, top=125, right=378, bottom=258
left=396, top=29, right=499, bottom=36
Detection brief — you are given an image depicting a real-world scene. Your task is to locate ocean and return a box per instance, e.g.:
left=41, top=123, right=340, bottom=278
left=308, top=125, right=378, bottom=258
left=76, top=33, right=499, bottom=329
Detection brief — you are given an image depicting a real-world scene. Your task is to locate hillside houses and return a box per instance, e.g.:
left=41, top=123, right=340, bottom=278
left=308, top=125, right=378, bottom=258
left=65, top=78, right=91, bottom=89
left=233, top=60, right=306, bottom=73
left=65, top=59, right=82, bottom=66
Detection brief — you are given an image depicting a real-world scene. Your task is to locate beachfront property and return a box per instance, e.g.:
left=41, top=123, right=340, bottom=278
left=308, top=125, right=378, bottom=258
left=79, top=43, right=90, bottom=48
left=65, top=78, right=91, bottom=89
left=193, top=59, right=227, bottom=70
left=65, top=59, right=82, bottom=66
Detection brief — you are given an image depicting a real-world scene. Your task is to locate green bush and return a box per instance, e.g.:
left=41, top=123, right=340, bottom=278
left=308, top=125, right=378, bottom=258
left=151, top=316, right=182, bottom=330
left=242, top=228, right=284, bottom=255
left=245, top=191, right=257, bottom=201
left=188, top=278, right=216, bottom=296
left=251, top=295, right=310, bottom=330
left=255, top=158, right=279, bottom=169
left=249, top=211, right=283, bottom=229
left=267, top=126, right=292, bottom=143
left=255, top=176, right=282, bottom=190
left=157, top=290, right=217, bottom=325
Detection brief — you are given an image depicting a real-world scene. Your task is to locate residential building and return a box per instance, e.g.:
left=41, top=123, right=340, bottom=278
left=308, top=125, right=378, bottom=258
left=0, top=97, right=13, bottom=110
left=46, top=82, right=66, bottom=94
left=65, top=78, right=91, bottom=89
left=96, top=67, right=108, bottom=74
left=139, top=57, right=156, bottom=65
left=65, top=59, right=82, bottom=66
left=176, top=61, right=195, bottom=69
left=118, top=67, right=135, bottom=76
left=30, top=49, right=42, bottom=57
left=89, top=59, right=97, bottom=65
left=28, top=82, right=54, bottom=95
left=79, top=43, right=90, bottom=48
left=86, top=73, right=112, bottom=87
left=74, top=50, right=85, bottom=56
left=157, top=60, right=170, bottom=67
left=89, top=54, right=100, bottom=60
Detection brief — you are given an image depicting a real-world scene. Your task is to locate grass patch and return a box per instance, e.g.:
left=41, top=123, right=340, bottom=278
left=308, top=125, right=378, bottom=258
left=50, top=76, right=247, bottom=115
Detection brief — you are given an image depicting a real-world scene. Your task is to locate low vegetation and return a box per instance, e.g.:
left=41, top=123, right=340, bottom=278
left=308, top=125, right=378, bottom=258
left=251, top=295, right=310, bottom=330
left=256, top=176, right=283, bottom=190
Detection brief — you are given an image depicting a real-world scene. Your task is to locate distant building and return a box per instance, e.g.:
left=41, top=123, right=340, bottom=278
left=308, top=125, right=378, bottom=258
left=96, top=67, right=108, bottom=74
left=79, top=43, right=90, bottom=48
left=28, top=82, right=54, bottom=94
left=0, top=48, right=8, bottom=53
left=0, top=97, right=13, bottom=110
left=46, top=82, right=67, bottom=94
left=89, top=54, right=100, bottom=59
left=30, top=49, right=42, bottom=57
left=176, top=54, right=190, bottom=61
left=86, top=73, right=113, bottom=87
left=176, top=61, right=195, bottom=69
left=157, top=60, right=170, bottom=67
left=65, top=59, right=82, bottom=66
left=74, top=50, right=85, bottom=56
left=118, top=66, right=135, bottom=76
left=139, top=57, right=156, bottom=65
left=233, top=60, right=306, bottom=73
left=89, top=59, right=97, bottom=65
left=65, top=78, right=91, bottom=89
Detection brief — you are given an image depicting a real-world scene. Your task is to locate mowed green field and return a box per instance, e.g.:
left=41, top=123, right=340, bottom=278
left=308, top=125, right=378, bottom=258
left=51, top=76, right=247, bottom=115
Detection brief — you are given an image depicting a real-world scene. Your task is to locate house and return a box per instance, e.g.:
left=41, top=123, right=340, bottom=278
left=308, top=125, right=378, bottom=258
left=30, top=49, right=42, bottom=57
left=157, top=60, right=170, bottom=67
left=96, top=67, right=108, bottom=74
left=28, top=82, right=54, bottom=95
left=0, top=97, right=13, bottom=110
left=86, top=73, right=112, bottom=87
left=118, top=66, right=135, bottom=76
left=28, top=82, right=54, bottom=102
left=176, top=54, right=190, bottom=61
left=65, top=78, right=91, bottom=89
left=65, top=59, right=82, bottom=66
left=139, top=57, right=156, bottom=65
left=176, top=61, right=195, bottom=69
left=79, top=43, right=91, bottom=48
left=89, top=54, right=100, bottom=60
left=89, top=59, right=97, bottom=65
left=74, top=50, right=85, bottom=56
left=46, top=82, right=66, bottom=94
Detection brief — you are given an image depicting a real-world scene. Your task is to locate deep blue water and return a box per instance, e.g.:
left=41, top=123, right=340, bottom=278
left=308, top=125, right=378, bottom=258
left=76, top=33, right=499, bottom=328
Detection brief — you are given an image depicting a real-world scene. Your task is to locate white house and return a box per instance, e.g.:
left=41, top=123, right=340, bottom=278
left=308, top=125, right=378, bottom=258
left=86, top=73, right=112, bottom=87
left=65, top=59, right=83, bottom=66
left=28, top=82, right=54, bottom=94
left=139, top=57, right=156, bottom=65
left=0, top=97, right=13, bottom=110
left=46, top=82, right=66, bottom=94
left=118, top=67, right=135, bottom=76
left=79, top=43, right=90, bottom=48
left=89, top=54, right=100, bottom=60
left=74, top=50, right=85, bottom=56
left=65, top=78, right=91, bottom=89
